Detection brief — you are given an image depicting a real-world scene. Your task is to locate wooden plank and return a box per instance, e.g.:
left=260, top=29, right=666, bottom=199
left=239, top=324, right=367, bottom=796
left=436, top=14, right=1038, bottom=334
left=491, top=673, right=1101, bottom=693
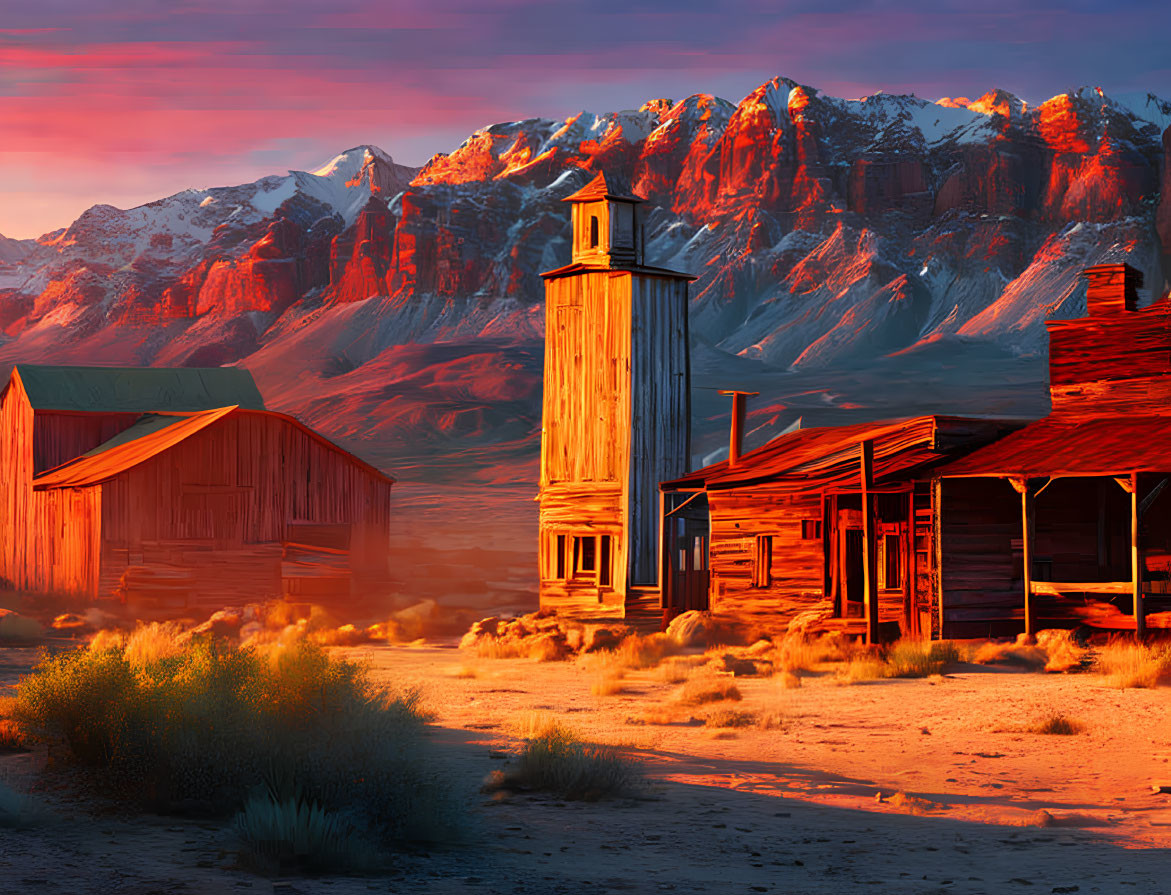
left=1134, top=472, right=1146, bottom=638
left=1030, top=580, right=1133, bottom=596
left=861, top=439, right=878, bottom=644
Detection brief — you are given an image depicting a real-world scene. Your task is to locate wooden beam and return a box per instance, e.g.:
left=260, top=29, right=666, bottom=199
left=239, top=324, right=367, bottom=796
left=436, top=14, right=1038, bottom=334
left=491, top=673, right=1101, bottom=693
left=906, top=489, right=916, bottom=638
left=1132, top=472, right=1145, bottom=639
left=1019, top=479, right=1036, bottom=638
left=860, top=439, right=878, bottom=644
left=933, top=477, right=943, bottom=641
left=658, top=488, right=669, bottom=610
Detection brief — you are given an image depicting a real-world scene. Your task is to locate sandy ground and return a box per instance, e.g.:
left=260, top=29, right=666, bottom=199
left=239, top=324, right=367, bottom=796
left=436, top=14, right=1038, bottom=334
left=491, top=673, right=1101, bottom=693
left=2, top=640, right=1171, bottom=894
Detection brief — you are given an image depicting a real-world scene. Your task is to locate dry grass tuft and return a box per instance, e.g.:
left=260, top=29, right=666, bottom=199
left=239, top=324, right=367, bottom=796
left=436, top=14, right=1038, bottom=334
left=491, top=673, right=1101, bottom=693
left=1030, top=712, right=1085, bottom=735
left=776, top=631, right=856, bottom=674
left=973, top=629, right=1086, bottom=672
left=1093, top=640, right=1171, bottom=689
left=837, top=656, right=889, bottom=683
left=591, top=671, right=627, bottom=697
left=676, top=674, right=742, bottom=706
left=453, top=665, right=479, bottom=679
left=703, top=708, right=756, bottom=728
left=885, top=640, right=963, bottom=678
left=490, top=722, right=641, bottom=801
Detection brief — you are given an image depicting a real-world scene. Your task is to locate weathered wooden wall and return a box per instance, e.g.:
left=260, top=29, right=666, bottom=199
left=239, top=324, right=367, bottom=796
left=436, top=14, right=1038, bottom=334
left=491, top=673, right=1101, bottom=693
left=0, top=381, right=103, bottom=597
left=1047, top=307, right=1171, bottom=413
left=707, top=486, right=825, bottom=633
left=628, top=274, right=690, bottom=586
left=541, top=271, right=632, bottom=488
left=32, top=411, right=141, bottom=475
left=538, top=482, right=625, bottom=617
left=939, top=477, right=1023, bottom=638
left=98, top=412, right=392, bottom=606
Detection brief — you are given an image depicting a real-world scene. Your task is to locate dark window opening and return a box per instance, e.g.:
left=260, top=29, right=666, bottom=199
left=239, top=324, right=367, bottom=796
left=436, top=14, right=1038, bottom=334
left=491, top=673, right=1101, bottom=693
left=579, top=536, right=597, bottom=572
left=801, top=519, right=822, bottom=540
left=753, top=535, right=772, bottom=588
left=556, top=534, right=566, bottom=579
left=589, top=215, right=599, bottom=248
left=883, top=533, right=901, bottom=590
left=599, top=536, right=612, bottom=587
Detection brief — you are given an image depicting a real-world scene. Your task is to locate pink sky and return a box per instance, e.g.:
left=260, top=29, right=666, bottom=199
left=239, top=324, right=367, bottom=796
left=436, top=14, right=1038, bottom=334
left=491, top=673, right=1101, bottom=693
left=1, top=0, right=1169, bottom=239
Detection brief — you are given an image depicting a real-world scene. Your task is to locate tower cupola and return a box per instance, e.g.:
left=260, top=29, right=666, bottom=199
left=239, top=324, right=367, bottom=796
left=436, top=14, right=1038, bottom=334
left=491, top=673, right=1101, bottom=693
left=563, top=171, right=644, bottom=267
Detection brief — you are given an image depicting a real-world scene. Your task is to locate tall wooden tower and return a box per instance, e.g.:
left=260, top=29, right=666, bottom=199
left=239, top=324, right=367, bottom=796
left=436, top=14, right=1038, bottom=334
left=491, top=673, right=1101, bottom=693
left=538, top=172, right=694, bottom=620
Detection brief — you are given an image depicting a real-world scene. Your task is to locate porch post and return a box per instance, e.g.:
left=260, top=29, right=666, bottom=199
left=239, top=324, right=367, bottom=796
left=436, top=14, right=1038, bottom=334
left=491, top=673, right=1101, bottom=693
left=861, top=440, right=878, bottom=644
left=1009, top=477, right=1035, bottom=638
left=658, top=488, right=669, bottom=612
left=1132, top=472, right=1145, bottom=639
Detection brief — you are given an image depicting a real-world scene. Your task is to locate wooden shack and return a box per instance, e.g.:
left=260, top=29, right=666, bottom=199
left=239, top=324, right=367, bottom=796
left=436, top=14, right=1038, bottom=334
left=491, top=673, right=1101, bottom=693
left=936, top=263, right=1171, bottom=638
left=538, top=172, right=695, bottom=622
left=0, top=364, right=394, bottom=609
left=659, top=414, right=1018, bottom=641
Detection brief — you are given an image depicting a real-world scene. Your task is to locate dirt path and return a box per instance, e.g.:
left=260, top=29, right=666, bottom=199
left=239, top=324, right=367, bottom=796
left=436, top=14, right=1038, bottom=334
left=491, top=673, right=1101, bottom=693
left=2, top=640, right=1170, bottom=894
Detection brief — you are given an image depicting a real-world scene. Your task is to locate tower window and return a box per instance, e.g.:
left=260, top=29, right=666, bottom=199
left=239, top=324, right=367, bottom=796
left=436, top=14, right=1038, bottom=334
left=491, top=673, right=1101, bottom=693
left=589, top=215, right=599, bottom=248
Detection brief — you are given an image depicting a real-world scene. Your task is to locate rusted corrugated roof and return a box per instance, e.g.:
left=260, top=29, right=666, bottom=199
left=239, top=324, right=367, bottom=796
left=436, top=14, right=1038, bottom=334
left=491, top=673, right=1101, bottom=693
left=938, top=413, right=1171, bottom=478
left=32, top=407, right=394, bottom=489
left=10, top=364, right=265, bottom=412
left=664, top=415, right=1024, bottom=492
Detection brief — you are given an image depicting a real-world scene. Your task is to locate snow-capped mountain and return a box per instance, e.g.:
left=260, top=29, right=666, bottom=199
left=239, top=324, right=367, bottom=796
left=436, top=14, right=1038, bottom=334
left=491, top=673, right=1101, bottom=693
left=1, top=79, right=1170, bottom=483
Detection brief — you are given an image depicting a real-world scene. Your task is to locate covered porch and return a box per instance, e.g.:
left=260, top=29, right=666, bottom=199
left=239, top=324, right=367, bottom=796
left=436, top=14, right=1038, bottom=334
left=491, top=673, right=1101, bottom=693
left=937, top=415, right=1171, bottom=638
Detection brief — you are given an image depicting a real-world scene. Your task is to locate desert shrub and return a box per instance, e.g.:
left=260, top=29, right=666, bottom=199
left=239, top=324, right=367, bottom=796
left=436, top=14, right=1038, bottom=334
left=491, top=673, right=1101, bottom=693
left=1030, top=712, right=1085, bottom=735
left=838, top=656, right=889, bottom=683
left=973, top=629, right=1087, bottom=672
left=591, top=671, right=627, bottom=696
left=501, top=723, right=639, bottom=801
left=234, top=794, right=379, bottom=874
left=704, top=708, right=756, bottom=728
left=777, top=632, right=856, bottom=673
left=677, top=674, right=742, bottom=706
left=14, top=636, right=456, bottom=845
left=1093, top=640, right=1171, bottom=689
left=885, top=640, right=962, bottom=678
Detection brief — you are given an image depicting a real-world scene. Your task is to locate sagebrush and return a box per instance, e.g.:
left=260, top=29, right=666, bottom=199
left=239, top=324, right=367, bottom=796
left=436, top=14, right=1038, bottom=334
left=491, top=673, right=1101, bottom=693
left=14, top=631, right=458, bottom=848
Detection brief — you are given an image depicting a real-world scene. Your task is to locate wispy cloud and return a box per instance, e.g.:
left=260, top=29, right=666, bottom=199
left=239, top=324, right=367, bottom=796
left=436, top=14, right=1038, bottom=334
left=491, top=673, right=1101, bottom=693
left=1, top=0, right=1168, bottom=237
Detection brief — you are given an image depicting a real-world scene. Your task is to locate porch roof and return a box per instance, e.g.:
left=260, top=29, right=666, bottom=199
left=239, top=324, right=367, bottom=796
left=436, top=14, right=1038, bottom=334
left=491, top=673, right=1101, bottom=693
left=663, top=415, right=1023, bottom=492
left=938, top=412, right=1171, bottom=479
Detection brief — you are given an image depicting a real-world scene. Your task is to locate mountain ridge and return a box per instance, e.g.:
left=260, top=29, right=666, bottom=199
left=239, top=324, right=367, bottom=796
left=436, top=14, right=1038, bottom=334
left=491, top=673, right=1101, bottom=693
left=1, top=78, right=1169, bottom=483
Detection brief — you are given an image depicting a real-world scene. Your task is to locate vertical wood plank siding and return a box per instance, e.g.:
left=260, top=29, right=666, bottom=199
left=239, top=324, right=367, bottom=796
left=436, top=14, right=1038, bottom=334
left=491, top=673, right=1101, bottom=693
left=939, top=477, right=1023, bottom=638
left=99, top=412, right=392, bottom=605
left=0, top=381, right=103, bottom=596
left=629, top=275, right=691, bottom=586
left=1, top=395, right=392, bottom=605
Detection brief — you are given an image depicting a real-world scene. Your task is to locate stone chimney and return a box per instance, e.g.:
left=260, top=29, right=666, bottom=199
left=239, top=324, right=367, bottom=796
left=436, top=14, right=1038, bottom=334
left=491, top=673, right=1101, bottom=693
left=1083, top=263, right=1143, bottom=315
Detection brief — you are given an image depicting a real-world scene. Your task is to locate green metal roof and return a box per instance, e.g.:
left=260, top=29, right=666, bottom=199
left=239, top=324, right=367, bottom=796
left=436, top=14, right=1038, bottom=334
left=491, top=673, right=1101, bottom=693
left=10, top=365, right=265, bottom=413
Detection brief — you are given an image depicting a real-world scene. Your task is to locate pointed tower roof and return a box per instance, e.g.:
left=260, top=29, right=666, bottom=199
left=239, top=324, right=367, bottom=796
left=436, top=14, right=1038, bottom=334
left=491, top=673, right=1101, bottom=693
left=562, top=171, right=644, bottom=204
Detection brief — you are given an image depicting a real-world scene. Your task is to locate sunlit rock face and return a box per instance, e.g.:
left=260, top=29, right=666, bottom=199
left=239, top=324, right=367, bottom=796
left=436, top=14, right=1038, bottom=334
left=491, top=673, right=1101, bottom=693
left=0, top=83, right=1168, bottom=480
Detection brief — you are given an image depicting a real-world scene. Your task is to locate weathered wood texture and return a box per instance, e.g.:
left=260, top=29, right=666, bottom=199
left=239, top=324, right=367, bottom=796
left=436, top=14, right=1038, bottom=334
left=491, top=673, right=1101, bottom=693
left=0, top=380, right=103, bottom=596
left=33, top=411, right=141, bottom=474
left=97, top=412, right=392, bottom=606
left=939, top=477, right=1023, bottom=638
left=706, top=487, right=826, bottom=634
left=1, top=375, right=392, bottom=607
left=538, top=252, right=691, bottom=615
left=629, top=274, right=690, bottom=585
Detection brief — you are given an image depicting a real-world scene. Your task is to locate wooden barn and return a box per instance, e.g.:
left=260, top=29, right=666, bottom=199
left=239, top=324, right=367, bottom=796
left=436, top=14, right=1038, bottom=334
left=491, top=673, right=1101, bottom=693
left=538, top=172, right=694, bottom=622
left=0, top=364, right=394, bottom=609
left=935, top=264, right=1171, bottom=638
left=659, top=412, right=1018, bottom=641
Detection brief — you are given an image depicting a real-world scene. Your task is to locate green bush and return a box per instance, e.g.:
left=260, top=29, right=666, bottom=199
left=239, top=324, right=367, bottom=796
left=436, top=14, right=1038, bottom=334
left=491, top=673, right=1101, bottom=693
left=14, top=635, right=458, bottom=847
left=504, top=723, right=639, bottom=801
